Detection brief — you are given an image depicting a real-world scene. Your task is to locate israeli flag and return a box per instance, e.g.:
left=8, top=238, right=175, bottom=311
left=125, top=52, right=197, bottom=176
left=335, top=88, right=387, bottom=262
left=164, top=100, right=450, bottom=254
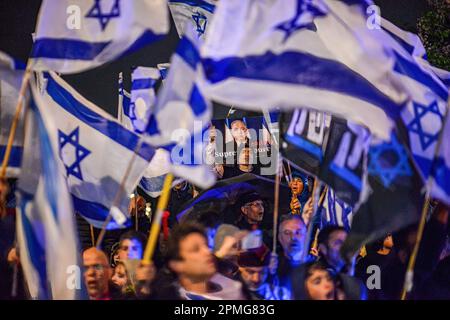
left=127, top=67, right=160, bottom=133
left=31, top=72, right=155, bottom=229
left=117, top=72, right=180, bottom=198
left=321, top=188, right=354, bottom=231
left=199, top=0, right=407, bottom=140
left=145, top=26, right=215, bottom=188
left=16, top=97, right=80, bottom=300
left=30, top=0, right=169, bottom=74
left=379, top=19, right=450, bottom=204
left=169, top=0, right=216, bottom=39
left=0, top=52, right=26, bottom=178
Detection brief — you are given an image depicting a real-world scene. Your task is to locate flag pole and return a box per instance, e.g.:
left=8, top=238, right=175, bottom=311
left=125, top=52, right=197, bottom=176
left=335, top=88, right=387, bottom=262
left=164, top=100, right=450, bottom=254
left=400, top=100, right=449, bottom=300
left=90, top=224, right=95, bottom=247
left=142, top=173, right=174, bottom=264
left=134, top=190, right=138, bottom=231
left=400, top=195, right=430, bottom=300
left=272, top=158, right=281, bottom=254
left=0, top=64, right=32, bottom=178
left=96, top=138, right=144, bottom=248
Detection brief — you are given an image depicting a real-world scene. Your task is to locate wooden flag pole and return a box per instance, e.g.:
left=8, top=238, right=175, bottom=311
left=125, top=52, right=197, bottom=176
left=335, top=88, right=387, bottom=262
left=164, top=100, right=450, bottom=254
left=142, top=173, right=174, bottom=264
left=272, top=158, right=281, bottom=254
left=90, top=224, right=95, bottom=247
left=96, top=138, right=144, bottom=248
left=0, top=65, right=32, bottom=178
left=400, top=100, right=449, bottom=300
left=400, top=195, right=430, bottom=300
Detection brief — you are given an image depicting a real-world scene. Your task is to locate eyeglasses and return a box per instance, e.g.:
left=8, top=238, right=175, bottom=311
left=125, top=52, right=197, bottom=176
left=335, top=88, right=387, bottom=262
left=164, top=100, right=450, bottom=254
left=246, top=201, right=264, bottom=208
left=84, top=264, right=106, bottom=272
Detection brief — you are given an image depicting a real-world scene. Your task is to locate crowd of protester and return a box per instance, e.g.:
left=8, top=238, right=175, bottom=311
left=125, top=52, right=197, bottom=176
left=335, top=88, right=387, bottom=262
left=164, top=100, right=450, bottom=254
left=0, top=118, right=449, bottom=300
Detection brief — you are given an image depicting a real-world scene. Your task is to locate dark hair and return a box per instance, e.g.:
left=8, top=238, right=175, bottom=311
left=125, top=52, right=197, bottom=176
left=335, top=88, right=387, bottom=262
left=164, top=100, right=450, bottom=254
left=304, top=261, right=331, bottom=280
left=165, top=222, right=207, bottom=262
left=317, top=225, right=347, bottom=247
left=119, top=230, right=147, bottom=248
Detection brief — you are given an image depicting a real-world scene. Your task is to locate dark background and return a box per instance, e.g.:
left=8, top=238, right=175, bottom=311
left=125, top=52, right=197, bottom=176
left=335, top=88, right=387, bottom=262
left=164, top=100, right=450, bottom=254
left=0, top=0, right=431, bottom=118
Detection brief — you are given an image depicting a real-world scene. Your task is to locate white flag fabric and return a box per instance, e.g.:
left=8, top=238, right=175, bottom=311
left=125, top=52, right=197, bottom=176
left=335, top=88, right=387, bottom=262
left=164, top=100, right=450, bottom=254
left=0, top=52, right=26, bottom=178
left=379, top=18, right=450, bottom=205
left=145, top=26, right=215, bottom=188
left=169, top=0, right=216, bottom=40
left=16, top=96, right=80, bottom=300
left=321, top=187, right=354, bottom=231
left=199, top=0, right=407, bottom=140
left=31, top=72, right=155, bottom=229
left=116, top=74, right=181, bottom=198
left=129, top=67, right=160, bottom=133
left=30, top=0, right=169, bottom=74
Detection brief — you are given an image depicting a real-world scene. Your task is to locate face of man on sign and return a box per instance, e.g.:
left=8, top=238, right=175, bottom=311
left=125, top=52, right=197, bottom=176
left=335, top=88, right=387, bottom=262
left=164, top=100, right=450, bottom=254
left=230, top=120, right=248, bottom=144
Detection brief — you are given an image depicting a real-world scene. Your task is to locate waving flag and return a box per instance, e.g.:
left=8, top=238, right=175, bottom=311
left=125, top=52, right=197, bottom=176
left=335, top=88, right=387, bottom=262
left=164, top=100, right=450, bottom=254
left=169, top=0, right=216, bottom=39
left=145, top=26, right=215, bottom=188
left=31, top=72, right=155, bottom=229
left=0, top=52, right=26, bottom=178
left=16, top=97, right=80, bottom=300
left=199, top=0, right=407, bottom=140
left=321, top=188, right=354, bottom=231
left=30, top=0, right=169, bottom=74
left=379, top=18, right=450, bottom=205
left=129, top=67, right=159, bottom=133
left=117, top=74, right=181, bottom=198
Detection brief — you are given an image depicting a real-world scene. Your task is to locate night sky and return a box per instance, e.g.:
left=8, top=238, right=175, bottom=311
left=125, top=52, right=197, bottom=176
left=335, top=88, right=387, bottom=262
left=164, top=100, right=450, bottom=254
left=0, top=0, right=431, bottom=118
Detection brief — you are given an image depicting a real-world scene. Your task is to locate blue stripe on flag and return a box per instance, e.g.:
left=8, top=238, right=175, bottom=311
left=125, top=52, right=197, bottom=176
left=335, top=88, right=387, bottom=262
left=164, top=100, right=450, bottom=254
left=31, top=39, right=109, bottom=60
left=285, top=134, right=323, bottom=161
left=45, top=75, right=155, bottom=160
left=432, top=157, right=450, bottom=197
left=169, top=0, right=215, bottom=13
left=0, top=145, right=22, bottom=167
left=131, top=79, right=156, bottom=90
left=72, top=195, right=131, bottom=228
left=177, top=36, right=200, bottom=69
left=393, top=51, right=449, bottom=101
left=329, top=162, right=362, bottom=191
left=119, top=30, right=165, bottom=59
left=382, top=26, right=415, bottom=55
left=202, top=51, right=402, bottom=121
left=189, top=85, right=207, bottom=116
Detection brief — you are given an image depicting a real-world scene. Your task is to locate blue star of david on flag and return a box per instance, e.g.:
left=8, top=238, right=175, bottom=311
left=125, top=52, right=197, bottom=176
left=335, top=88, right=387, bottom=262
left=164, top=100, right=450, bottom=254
left=406, top=100, right=444, bottom=151
left=192, top=11, right=208, bottom=37
left=58, top=127, right=91, bottom=180
left=86, top=0, right=121, bottom=31
left=368, top=134, right=412, bottom=188
left=275, top=0, right=327, bottom=42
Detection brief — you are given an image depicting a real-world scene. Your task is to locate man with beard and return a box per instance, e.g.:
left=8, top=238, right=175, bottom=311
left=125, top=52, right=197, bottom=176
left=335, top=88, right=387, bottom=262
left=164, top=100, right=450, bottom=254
left=238, top=244, right=291, bottom=300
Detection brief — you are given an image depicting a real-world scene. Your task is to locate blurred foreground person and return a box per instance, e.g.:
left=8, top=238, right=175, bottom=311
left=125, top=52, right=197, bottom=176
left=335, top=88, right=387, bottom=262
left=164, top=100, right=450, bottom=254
left=141, top=222, right=246, bottom=300
left=238, top=244, right=291, bottom=300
